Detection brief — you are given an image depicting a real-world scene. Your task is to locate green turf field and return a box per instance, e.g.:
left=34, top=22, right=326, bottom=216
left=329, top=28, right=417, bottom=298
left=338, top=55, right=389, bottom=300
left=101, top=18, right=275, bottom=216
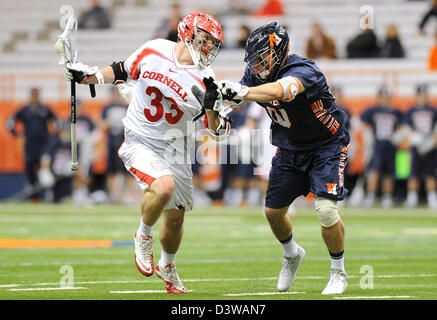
left=0, top=203, right=436, bottom=300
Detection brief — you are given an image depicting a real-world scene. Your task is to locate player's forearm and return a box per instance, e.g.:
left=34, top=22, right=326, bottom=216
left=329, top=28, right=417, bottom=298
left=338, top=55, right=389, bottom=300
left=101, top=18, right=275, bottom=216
left=244, top=82, right=284, bottom=103
left=80, top=66, right=115, bottom=85
left=205, top=109, right=220, bottom=132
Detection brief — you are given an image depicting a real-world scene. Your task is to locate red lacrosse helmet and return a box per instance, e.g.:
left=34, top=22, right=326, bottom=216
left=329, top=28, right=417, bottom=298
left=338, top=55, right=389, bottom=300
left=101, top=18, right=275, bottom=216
left=178, top=12, right=224, bottom=69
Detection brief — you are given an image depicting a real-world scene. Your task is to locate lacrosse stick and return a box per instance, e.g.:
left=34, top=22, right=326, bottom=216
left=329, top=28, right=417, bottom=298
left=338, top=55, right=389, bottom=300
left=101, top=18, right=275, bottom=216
left=54, top=15, right=95, bottom=171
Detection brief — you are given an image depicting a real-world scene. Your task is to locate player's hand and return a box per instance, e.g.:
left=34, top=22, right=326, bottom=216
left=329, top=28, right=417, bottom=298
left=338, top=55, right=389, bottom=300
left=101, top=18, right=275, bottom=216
left=191, top=77, right=222, bottom=112
left=202, top=77, right=222, bottom=110
left=217, top=80, right=249, bottom=100
left=217, top=80, right=249, bottom=110
left=65, top=62, right=98, bottom=83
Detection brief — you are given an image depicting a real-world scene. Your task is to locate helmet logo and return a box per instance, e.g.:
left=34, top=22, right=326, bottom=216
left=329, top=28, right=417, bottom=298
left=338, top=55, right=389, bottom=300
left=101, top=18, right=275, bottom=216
left=269, top=32, right=281, bottom=47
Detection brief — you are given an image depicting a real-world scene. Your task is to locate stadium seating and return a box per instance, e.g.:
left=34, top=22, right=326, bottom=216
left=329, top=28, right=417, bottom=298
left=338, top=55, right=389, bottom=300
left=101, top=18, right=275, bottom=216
left=0, top=0, right=437, bottom=101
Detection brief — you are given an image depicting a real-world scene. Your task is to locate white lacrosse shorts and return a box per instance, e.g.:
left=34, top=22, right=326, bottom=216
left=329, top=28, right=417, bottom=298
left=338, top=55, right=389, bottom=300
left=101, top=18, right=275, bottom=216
left=118, top=128, right=194, bottom=212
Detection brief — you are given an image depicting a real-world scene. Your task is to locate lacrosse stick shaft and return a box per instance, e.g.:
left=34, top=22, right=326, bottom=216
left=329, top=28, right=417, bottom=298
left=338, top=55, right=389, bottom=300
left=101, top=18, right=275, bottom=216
left=70, top=80, right=79, bottom=171
left=90, top=84, right=96, bottom=98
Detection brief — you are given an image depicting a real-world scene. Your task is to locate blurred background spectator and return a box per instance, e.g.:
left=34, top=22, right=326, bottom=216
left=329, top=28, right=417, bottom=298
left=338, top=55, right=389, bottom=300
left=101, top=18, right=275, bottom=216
left=221, top=104, right=260, bottom=207
left=305, top=22, right=337, bottom=59
left=6, top=88, right=58, bottom=201
left=236, top=25, right=251, bottom=49
left=252, top=0, right=284, bottom=16
left=346, top=17, right=380, bottom=58
left=100, top=87, right=129, bottom=204
left=418, top=0, right=437, bottom=35
left=380, top=24, right=405, bottom=58
left=68, top=100, right=97, bottom=205
left=78, top=0, right=111, bottom=29
left=428, top=31, right=437, bottom=70
left=38, top=121, right=73, bottom=203
left=153, top=2, right=183, bottom=42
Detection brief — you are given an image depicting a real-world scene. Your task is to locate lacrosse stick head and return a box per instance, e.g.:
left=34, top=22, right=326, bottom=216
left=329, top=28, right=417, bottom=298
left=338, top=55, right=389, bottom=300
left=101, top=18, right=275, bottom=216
left=54, top=15, right=78, bottom=65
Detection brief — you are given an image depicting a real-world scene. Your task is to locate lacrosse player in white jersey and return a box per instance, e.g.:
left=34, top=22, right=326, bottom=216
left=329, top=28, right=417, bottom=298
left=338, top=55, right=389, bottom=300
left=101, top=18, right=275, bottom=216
left=64, top=12, right=230, bottom=294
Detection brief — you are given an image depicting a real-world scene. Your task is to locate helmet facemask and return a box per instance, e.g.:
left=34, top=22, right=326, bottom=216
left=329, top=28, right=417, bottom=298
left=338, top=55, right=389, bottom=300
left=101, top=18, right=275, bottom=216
left=185, top=24, right=222, bottom=69
left=247, top=47, right=283, bottom=81
left=178, top=12, right=224, bottom=69
left=244, top=22, right=290, bottom=83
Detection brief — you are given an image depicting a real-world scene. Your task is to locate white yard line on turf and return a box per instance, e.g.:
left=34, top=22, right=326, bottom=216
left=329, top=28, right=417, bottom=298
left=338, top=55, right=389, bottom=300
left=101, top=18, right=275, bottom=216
left=334, top=295, right=414, bottom=300
left=1, top=274, right=436, bottom=289
left=110, top=290, right=192, bottom=294
left=0, top=284, right=20, bottom=288
left=224, top=292, right=306, bottom=296
left=7, top=287, right=88, bottom=292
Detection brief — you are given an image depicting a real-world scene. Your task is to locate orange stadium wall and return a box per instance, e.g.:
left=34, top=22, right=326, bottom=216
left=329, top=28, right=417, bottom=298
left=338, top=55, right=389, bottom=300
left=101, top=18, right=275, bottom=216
left=0, top=100, right=108, bottom=173
left=1, top=96, right=437, bottom=173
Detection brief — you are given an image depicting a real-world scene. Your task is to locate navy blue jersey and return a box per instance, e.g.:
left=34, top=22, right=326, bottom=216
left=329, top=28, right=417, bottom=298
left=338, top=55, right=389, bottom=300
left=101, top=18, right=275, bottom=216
left=67, top=115, right=95, bottom=145
left=403, top=104, right=437, bottom=135
left=360, top=105, right=403, bottom=143
left=101, top=103, right=127, bottom=138
left=241, top=54, right=346, bottom=151
left=7, top=104, right=57, bottom=146
left=338, top=106, right=352, bottom=131
left=43, top=136, right=72, bottom=177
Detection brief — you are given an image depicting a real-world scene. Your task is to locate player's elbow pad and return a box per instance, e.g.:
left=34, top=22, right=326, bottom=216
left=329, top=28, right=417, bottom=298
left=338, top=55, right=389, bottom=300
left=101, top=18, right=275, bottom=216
left=111, top=61, right=128, bottom=84
left=276, top=76, right=299, bottom=102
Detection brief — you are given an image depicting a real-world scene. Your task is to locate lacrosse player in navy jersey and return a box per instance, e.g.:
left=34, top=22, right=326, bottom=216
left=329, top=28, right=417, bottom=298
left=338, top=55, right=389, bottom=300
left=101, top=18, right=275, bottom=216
left=207, top=22, right=350, bottom=294
left=403, top=84, right=437, bottom=209
left=360, top=87, right=403, bottom=209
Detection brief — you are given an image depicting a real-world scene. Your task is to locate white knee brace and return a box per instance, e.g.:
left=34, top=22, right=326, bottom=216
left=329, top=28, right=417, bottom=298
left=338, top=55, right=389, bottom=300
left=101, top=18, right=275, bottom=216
left=315, top=197, right=340, bottom=228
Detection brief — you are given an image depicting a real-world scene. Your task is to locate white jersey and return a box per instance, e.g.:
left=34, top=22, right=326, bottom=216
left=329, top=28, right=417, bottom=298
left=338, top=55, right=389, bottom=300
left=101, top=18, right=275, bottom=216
left=122, top=38, right=214, bottom=141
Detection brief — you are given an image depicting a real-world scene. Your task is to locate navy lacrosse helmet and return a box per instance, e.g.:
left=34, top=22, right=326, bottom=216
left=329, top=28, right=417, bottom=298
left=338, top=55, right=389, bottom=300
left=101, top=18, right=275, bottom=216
left=244, top=22, right=290, bottom=83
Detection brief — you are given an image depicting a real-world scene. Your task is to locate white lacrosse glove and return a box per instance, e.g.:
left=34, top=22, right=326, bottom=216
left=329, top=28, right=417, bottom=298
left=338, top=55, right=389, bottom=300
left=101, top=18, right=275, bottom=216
left=38, top=168, right=55, bottom=188
left=64, top=62, right=100, bottom=83
left=117, top=82, right=134, bottom=104
left=217, top=80, right=249, bottom=110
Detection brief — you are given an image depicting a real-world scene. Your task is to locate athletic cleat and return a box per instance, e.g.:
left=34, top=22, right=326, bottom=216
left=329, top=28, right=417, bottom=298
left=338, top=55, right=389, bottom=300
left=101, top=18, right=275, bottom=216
left=155, top=262, right=187, bottom=294
left=134, top=233, right=154, bottom=276
left=321, top=269, right=347, bottom=295
left=362, top=194, right=375, bottom=208
left=381, top=195, right=393, bottom=209
left=277, top=246, right=305, bottom=292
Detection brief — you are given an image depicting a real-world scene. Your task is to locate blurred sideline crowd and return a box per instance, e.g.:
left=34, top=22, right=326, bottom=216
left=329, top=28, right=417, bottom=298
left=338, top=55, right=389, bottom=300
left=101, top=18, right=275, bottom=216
left=3, top=0, right=437, bottom=209
left=6, top=83, right=437, bottom=210
left=77, top=0, right=437, bottom=64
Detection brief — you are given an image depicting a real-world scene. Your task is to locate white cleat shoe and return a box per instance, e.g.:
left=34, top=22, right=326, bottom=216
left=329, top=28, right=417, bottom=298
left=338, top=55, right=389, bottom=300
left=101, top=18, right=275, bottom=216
left=321, top=269, right=347, bottom=295
left=134, top=233, right=154, bottom=276
left=381, top=195, right=393, bottom=209
left=155, top=262, right=188, bottom=294
left=362, top=194, right=375, bottom=208
left=277, top=246, right=306, bottom=292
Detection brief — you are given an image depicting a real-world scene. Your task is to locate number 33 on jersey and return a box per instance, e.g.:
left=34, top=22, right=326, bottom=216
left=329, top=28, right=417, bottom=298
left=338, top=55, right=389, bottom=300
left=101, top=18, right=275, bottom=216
left=121, top=38, right=215, bottom=140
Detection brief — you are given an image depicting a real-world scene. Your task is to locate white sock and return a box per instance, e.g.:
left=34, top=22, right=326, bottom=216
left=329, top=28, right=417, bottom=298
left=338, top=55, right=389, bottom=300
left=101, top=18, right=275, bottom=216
left=137, top=218, right=153, bottom=237
left=246, top=188, right=261, bottom=207
left=330, top=251, right=345, bottom=271
left=427, top=190, right=437, bottom=205
left=231, top=188, right=244, bottom=206
left=160, top=249, right=177, bottom=266
left=280, top=234, right=299, bottom=258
